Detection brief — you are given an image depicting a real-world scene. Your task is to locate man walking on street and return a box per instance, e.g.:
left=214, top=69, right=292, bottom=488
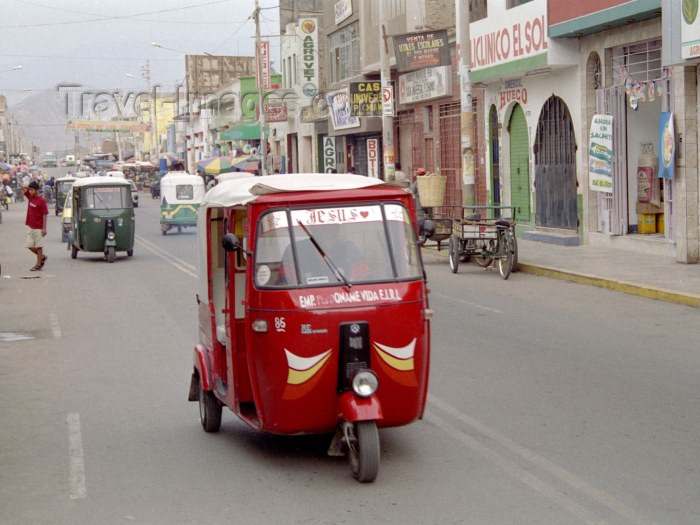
left=23, top=181, right=48, bottom=271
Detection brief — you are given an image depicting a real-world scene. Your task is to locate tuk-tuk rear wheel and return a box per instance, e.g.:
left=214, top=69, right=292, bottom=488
left=71, top=245, right=78, bottom=259
left=348, top=421, right=380, bottom=483
left=198, top=379, right=222, bottom=433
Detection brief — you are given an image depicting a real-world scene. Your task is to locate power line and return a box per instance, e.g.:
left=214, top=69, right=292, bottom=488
left=4, top=0, right=237, bottom=28
left=0, top=53, right=181, bottom=62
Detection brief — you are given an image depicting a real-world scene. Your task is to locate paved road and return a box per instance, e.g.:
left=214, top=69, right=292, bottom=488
left=1, top=194, right=699, bottom=524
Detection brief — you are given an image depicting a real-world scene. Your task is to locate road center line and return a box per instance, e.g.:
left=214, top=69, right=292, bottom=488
left=430, top=292, right=503, bottom=313
left=135, top=234, right=198, bottom=273
left=429, top=395, right=653, bottom=525
left=135, top=236, right=197, bottom=279
left=67, top=413, right=87, bottom=500
left=49, top=313, right=62, bottom=339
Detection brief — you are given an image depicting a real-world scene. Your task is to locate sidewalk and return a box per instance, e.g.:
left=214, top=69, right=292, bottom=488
left=424, top=237, right=700, bottom=308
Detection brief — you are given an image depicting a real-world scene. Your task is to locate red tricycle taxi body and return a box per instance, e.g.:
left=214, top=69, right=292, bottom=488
left=189, top=173, right=431, bottom=482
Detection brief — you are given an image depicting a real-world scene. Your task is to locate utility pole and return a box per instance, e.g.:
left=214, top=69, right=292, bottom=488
left=254, top=0, right=268, bottom=175
left=379, top=0, right=395, bottom=181
left=142, top=61, right=156, bottom=158
left=457, top=0, right=475, bottom=205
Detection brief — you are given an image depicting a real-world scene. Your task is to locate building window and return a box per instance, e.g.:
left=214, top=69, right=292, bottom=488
left=612, top=39, right=663, bottom=84
left=329, top=22, right=360, bottom=84
left=507, top=0, right=532, bottom=7
left=470, top=0, right=487, bottom=21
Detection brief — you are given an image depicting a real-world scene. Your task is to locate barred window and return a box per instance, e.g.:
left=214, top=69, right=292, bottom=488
left=612, top=39, right=664, bottom=84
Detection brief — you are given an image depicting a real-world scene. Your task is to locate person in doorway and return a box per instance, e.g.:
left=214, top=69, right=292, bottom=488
left=22, top=181, right=49, bottom=271
left=394, top=162, right=407, bottom=182
left=348, top=166, right=356, bottom=174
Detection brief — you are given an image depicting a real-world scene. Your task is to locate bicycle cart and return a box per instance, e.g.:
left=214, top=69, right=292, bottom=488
left=448, top=205, right=518, bottom=280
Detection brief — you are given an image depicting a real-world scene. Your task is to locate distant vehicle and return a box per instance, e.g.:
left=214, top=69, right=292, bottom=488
left=65, top=155, right=76, bottom=166
left=41, top=152, right=58, bottom=168
left=129, top=180, right=139, bottom=208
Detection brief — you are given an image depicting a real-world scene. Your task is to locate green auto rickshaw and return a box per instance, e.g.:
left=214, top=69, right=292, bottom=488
left=69, top=177, right=135, bottom=263
left=160, top=171, right=205, bottom=235
left=54, top=175, right=76, bottom=216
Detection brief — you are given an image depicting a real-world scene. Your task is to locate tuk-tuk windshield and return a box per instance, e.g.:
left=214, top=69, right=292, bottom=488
left=82, top=186, right=132, bottom=209
left=57, top=181, right=74, bottom=193
left=254, top=203, right=422, bottom=288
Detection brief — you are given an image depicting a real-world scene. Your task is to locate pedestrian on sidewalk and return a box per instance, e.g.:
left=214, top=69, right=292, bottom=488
left=22, top=181, right=48, bottom=271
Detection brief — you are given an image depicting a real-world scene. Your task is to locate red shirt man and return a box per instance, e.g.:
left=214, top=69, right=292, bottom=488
left=23, top=181, right=49, bottom=271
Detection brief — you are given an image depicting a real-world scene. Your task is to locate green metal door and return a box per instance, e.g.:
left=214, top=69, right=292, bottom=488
left=509, top=104, right=530, bottom=222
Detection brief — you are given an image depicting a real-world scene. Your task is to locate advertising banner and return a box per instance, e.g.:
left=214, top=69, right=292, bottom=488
left=326, top=89, right=360, bottom=130
left=299, top=18, right=318, bottom=98
left=66, top=120, right=150, bottom=133
left=398, top=65, right=451, bottom=104
left=367, top=138, right=379, bottom=178
left=681, top=0, right=700, bottom=59
left=349, top=81, right=381, bottom=116
left=334, top=0, right=352, bottom=24
left=322, top=136, right=336, bottom=173
left=658, top=111, right=675, bottom=179
left=393, top=29, right=450, bottom=72
left=256, top=40, right=271, bottom=90
left=588, top=114, right=613, bottom=192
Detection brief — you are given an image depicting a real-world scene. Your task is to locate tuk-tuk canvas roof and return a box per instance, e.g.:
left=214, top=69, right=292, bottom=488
left=160, top=171, right=205, bottom=186
left=201, top=173, right=387, bottom=210
left=72, top=176, right=131, bottom=188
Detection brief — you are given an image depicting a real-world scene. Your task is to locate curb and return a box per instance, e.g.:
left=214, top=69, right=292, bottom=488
left=421, top=245, right=700, bottom=309
left=517, top=263, right=700, bottom=309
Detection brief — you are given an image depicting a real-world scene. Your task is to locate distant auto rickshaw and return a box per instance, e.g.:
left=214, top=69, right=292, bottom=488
left=188, top=173, right=431, bottom=482
left=54, top=175, right=76, bottom=216
left=69, top=177, right=135, bottom=263
left=60, top=188, right=73, bottom=243
left=159, top=172, right=205, bottom=235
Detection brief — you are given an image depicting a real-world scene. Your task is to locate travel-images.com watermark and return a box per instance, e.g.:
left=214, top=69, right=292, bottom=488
left=56, top=83, right=343, bottom=123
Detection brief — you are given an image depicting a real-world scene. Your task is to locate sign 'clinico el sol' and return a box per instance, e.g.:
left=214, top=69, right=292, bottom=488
left=470, top=14, right=548, bottom=69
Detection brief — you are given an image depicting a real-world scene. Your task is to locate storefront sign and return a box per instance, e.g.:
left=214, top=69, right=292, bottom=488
left=264, top=101, right=287, bottom=122
left=499, top=79, right=528, bottom=109
left=327, top=89, right=360, bottom=130
left=301, top=104, right=325, bottom=123
left=256, top=40, right=271, bottom=90
left=658, top=111, right=675, bottom=179
left=349, top=81, right=381, bottom=116
left=323, top=136, right=336, bottom=173
left=367, top=138, right=379, bottom=178
left=398, top=66, right=451, bottom=104
left=299, top=18, right=318, bottom=98
left=334, top=0, right=352, bottom=24
left=681, top=1, right=700, bottom=59
left=589, top=114, right=613, bottom=192
left=393, top=30, right=450, bottom=72
left=470, top=14, right=548, bottom=70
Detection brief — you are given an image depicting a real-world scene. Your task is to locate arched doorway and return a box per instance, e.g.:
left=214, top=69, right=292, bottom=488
left=508, top=104, right=530, bottom=222
left=534, top=96, right=577, bottom=230
left=489, top=105, right=500, bottom=213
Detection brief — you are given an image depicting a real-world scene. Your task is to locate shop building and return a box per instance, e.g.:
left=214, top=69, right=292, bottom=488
left=471, top=0, right=580, bottom=240
left=551, top=0, right=698, bottom=263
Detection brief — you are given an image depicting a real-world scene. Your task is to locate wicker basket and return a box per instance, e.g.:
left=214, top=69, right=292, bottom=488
left=416, top=173, right=446, bottom=208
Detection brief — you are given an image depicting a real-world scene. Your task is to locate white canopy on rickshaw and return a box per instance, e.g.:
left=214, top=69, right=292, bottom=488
left=160, top=171, right=206, bottom=204
left=72, top=176, right=131, bottom=188
left=200, top=173, right=388, bottom=210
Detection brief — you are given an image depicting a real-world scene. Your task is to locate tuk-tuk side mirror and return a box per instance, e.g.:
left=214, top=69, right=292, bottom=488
left=222, top=233, right=241, bottom=252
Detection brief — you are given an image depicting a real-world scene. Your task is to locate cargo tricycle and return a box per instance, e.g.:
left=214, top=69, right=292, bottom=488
left=188, top=173, right=431, bottom=482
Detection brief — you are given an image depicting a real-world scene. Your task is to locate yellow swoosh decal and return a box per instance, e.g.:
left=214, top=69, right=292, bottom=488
left=374, top=344, right=414, bottom=371
left=287, top=352, right=331, bottom=385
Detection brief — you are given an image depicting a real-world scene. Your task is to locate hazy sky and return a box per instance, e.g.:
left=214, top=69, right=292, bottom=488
left=0, top=0, right=280, bottom=104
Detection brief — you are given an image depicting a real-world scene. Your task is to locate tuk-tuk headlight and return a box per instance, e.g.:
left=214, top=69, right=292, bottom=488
left=352, top=370, right=378, bottom=398
left=106, top=231, right=116, bottom=240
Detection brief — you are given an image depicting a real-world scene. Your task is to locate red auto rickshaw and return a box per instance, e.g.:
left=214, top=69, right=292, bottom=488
left=188, top=173, right=431, bottom=482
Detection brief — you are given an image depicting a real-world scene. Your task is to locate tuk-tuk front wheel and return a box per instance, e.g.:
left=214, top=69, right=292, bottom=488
left=346, top=420, right=380, bottom=483
left=106, top=246, right=116, bottom=263
left=198, top=378, right=222, bottom=433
